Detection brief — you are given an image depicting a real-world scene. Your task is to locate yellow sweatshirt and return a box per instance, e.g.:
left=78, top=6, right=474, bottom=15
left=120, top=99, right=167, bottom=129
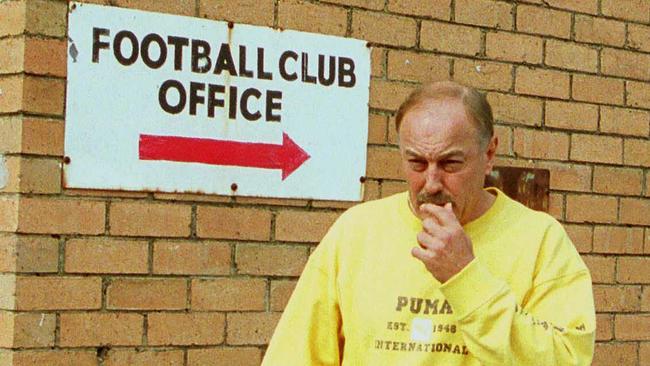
left=263, top=189, right=595, bottom=365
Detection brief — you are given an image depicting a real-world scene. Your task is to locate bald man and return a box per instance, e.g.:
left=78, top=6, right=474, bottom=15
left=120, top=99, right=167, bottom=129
left=263, top=81, right=595, bottom=366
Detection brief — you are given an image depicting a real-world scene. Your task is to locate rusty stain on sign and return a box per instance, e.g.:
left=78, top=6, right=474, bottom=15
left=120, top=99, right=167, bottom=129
left=485, top=167, right=549, bottom=212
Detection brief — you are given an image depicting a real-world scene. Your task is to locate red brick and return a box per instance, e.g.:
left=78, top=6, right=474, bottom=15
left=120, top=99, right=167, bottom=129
left=226, top=312, right=281, bottom=345
left=453, top=59, right=512, bottom=92
left=363, top=179, right=381, bottom=201
left=387, top=0, right=450, bottom=19
left=620, top=198, right=650, bottom=226
left=592, top=342, right=637, bottom=366
left=65, top=237, right=148, bottom=274
left=420, top=21, right=482, bottom=56
left=381, top=180, right=408, bottom=197
left=23, top=37, right=66, bottom=77
left=15, top=276, right=101, bottom=310
left=593, top=226, right=644, bottom=254
left=493, top=125, right=512, bottom=155
left=565, top=194, right=618, bottom=224
left=371, top=48, right=385, bottom=77
left=0, top=116, right=22, bottom=153
left=9, top=350, right=96, bottom=366
left=18, top=197, right=105, bottom=235
left=148, top=312, right=225, bottom=346
left=17, top=312, right=56, bottom=347
left=104, top=349, right=184, bottom=366
left=0, top=37, right=24, bottom=74
left=107, top=278, right=187, bottom=310
left=601, top=106, right=650, bottom=137
left=187, top=347, right=262, bottom=366
left=545, top=40, right=598, bottom=73
left=322, top=0, right=383, bottom=10
left=575, top=15, right=626, bottom=47
left=191, top=278, right=266, bottom=311
left=113, top=0, right=194, bottom=15
left=199, top=0, right=274, bottom=26
left=593, top=166, right=643, bottom=196
left=0, top=75, right=24, bottom=113
left=352, top=11, right=416, bottom=47
left=485, top=32, right=543, bottom=64
left=624, top=139, right=650, bottom=167
left=629, top=24, right=650, bottom=52
left=515, top=67, right=570, bottom=99
left=0, top=235, right=58, bottom=273
left=602, top=48, right=650, bottom=81
left=18, top=157, right=61, bottom=194
left=369, top=79, right=414, bottom=111
left=593, top=285, right=641, bottom=312
left=513, top=129, right=569, bottom=160
left=59, top=312, right=143, bottom=347
left=582, top=255, right=615, bottom=284
left=487, top=93, right=542, bottom=126
left=454, top=0, right=512, bottom=29
left=573, top=75, right=624, bottom=105
left=196, top=206, right=271, bottom=240
left=570, top=134, right=623, bottom=165
left=153, top=240, right=231, bottom=275
left=367, top=113, right=387, bottom=144
left=618, top=257, right=650, bottom=284
left=21, top=118, right=63, bottom=156
left=641, top=342, right=650, bottom=365
left=237, top=244, right=308, bottom=276
left=387, top=50, right=450, bottom=83
left=270, top=280, right=297, bottom=311
left=22, top=76, right=65, bottom=116
left=545, top=101, right=598, bottom=131
left=544, top=0, right=598, bottom=13
left=564, top=224, right=592, bottom=253
left=516, top=5, right=571, bottom=38
left=548, top=192, right=564, bottom=220
left=366, top=146, right=402, bottom=179
left=596, top=314, right=613, bottom=341
left=0, top=1, right=26, bottom=36
left=278, top=0, right=348, bottom=36
left=543, top=162, right=591, bottom=192
left=275, top=210, right=339, bottom=242
left=24, top=0, right=67, bottom=37
left=627, top=80, right=650, bottom=109
left=643, top=287, right=650, bottom=311
left=602, top=0, right=650, bottom=22
left=109, top=201, right=191, bottom=237
left=615, top=314, right=650, bottom=340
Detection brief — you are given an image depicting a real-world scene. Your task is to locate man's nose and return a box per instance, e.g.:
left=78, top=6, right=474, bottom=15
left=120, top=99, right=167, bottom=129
left=423, top=165, right=443, bottom=193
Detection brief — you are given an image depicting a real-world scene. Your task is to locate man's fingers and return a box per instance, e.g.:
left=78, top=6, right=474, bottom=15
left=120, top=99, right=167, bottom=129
left=422, top=218, right=448, bottom=239
left=411, top=246, right=435, bottom=262
left=416, top=231, right=443, bottom=251
left=420, top=202, right=458, bottom=227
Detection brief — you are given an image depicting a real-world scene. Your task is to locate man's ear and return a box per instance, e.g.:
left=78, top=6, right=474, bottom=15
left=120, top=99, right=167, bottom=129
left=484, top=135, right=498, bottom=175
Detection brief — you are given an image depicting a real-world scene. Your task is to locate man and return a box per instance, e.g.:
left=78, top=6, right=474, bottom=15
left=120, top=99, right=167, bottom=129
left=262, top=81, right=595, bottom=365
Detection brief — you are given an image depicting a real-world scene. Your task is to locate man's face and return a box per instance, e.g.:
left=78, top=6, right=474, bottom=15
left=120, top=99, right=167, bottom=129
left=398, top=98, right=497, bottom=224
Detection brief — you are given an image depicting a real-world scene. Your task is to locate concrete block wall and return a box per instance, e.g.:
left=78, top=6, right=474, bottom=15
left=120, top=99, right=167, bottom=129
left=0, top=0, right=648, bottom=365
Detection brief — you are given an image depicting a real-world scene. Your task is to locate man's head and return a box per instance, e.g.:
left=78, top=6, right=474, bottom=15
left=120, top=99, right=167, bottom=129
left=397, top=81, right=498, bottom=224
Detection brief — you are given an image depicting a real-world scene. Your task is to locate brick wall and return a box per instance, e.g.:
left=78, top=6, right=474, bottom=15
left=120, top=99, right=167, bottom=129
left=0, top=0, right=649, bottom=365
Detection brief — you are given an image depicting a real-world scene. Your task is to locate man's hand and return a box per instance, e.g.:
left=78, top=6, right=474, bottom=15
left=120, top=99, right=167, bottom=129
left=411, top=202, right=475, bottom=283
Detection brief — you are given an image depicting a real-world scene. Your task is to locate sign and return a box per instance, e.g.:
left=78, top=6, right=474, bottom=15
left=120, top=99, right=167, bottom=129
left=64, top=2, right=370, bottom=201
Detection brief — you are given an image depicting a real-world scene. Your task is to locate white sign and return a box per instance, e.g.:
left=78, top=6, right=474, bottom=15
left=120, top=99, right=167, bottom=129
left=64, top=3, right=370, bottom=201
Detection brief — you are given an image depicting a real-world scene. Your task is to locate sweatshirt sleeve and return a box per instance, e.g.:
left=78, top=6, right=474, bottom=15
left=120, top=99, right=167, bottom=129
left=439, top=229, right=596, bottom=366
left=261, top=220, right=344, bottom=366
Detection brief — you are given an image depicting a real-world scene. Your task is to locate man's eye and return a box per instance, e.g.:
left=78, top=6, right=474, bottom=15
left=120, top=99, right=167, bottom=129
left=442, top=160, right=463, bottom=172
left=409, top=160, right=427, bottom=171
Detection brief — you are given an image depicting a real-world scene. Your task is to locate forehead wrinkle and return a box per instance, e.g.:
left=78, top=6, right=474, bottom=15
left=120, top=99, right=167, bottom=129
left=404, top=146, right=465, bottom=161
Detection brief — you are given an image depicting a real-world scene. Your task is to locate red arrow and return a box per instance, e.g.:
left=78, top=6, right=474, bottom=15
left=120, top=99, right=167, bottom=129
left=139, top=133, right=310, bottom=180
